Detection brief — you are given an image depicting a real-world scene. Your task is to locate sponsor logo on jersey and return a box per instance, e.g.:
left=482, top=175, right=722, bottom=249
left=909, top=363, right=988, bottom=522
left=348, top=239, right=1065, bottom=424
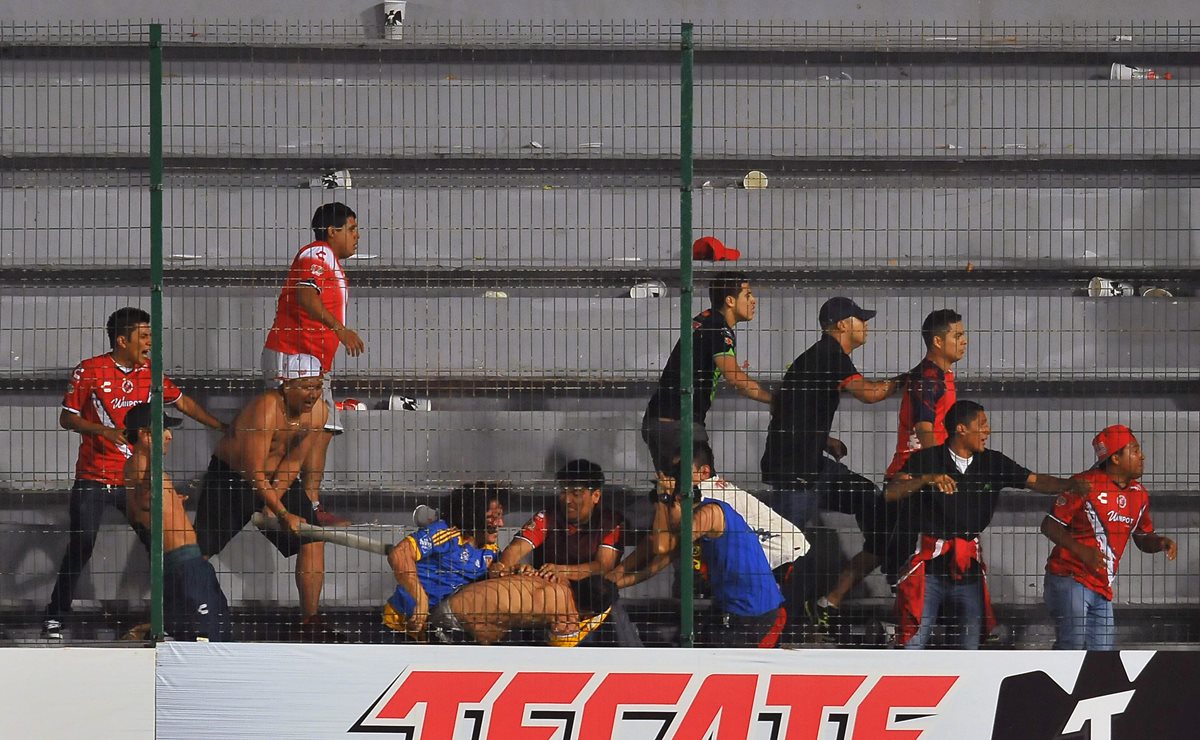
left=1107, top=511, right=1135, bottom=525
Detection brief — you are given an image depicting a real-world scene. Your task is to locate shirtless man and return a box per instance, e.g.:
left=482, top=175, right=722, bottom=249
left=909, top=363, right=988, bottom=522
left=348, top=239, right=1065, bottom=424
left=192, top=353, right=332, bottom=636
left=123, top=403, right=230, bottom=641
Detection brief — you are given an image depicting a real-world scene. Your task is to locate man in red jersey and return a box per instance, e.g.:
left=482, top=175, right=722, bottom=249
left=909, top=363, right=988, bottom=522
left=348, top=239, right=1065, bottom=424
left=43, top=307, right=225, bottom=640
left=262, top=202, right=364, bottom=527
left=1042, top=425, right=1177, bottom=650
left=809, top=309, right=968, bottom=635
left=886, top=309, right=967, bottom=479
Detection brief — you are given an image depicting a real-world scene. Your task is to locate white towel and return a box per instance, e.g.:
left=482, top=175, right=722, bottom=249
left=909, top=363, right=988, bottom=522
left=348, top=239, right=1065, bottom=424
left=699, top=477, right=810, bottom=568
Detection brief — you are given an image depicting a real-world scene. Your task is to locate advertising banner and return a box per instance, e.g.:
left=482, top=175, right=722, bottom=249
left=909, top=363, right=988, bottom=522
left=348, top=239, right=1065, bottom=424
left=156, top=643, right=1197, bottom=739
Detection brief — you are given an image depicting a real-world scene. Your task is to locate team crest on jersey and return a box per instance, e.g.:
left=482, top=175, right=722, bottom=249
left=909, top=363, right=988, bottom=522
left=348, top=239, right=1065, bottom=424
left=310, top=264, right=325, bottom=277
left=1055, top=495, right=1067, bottom=507
left=724, top=336, right=733, bottom=346
left=1117, top=494, right=1127, bottom=509
left=121, top=378, right=134, bottom=394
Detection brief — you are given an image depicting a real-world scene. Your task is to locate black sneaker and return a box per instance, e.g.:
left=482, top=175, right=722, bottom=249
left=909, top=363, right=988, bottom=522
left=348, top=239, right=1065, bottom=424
left=804, top=600, right=838, bottom=643
left=42, top=618, right=64, bottom=640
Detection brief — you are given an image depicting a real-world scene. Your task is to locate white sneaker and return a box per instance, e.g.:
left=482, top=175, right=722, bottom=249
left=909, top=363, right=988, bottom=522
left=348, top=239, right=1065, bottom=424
left=41, top=619, right=63, bottom=640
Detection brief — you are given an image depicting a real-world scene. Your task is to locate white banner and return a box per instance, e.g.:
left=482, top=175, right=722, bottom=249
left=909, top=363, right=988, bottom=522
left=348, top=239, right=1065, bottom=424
left=0, top=647, right=155, bottom=740
left=155, top=643, right=1196, bottom=739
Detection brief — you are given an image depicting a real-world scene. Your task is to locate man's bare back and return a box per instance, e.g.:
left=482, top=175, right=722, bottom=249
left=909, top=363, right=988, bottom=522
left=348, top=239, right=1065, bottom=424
left=125, top=449, right=196, bottom=553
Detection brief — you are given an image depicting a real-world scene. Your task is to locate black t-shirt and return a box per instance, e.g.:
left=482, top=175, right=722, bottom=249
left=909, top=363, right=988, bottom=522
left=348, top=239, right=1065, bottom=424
left=898, top=445, right=1032, bottom=539
left=761, top=334, right=860, bottom=484
left=646, top=309, right=736, bottom=424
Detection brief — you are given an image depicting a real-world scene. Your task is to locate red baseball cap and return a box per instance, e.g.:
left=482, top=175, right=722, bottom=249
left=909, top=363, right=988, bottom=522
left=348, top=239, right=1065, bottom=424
left=692, top=236, right=741, bottom=261
left=1093, top=424, right=1136, bottom=464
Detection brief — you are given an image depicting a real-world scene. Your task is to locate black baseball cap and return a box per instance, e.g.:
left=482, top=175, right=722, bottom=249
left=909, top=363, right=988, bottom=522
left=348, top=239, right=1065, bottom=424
left=819, top=297, right=877, bottom=328
left=556, top=459, right=605, bottom=489
left=123, top=402, right=183, bottom=444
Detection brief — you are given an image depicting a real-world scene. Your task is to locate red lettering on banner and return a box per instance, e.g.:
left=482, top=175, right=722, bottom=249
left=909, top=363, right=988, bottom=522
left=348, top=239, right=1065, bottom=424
left=853, top=675, right=957, bottom=740
left=375, top=670, right=502, bottom=740
left=487, top=672, right=593, bottom=740
left=672, top=674, right=759, bottom=740
left=579, top=673, right=691, bottom=740
left=766, top=675, right=867, bottom=740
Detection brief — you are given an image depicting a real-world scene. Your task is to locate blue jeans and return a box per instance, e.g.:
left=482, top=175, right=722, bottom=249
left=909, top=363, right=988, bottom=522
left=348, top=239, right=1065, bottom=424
left=766, top=455, right=880, bottom=528
left=46, top=478, right=149, bottom=617
left=905, top=573, right=984, bottom=650
left=1044, top=573, right=1115, bottom=650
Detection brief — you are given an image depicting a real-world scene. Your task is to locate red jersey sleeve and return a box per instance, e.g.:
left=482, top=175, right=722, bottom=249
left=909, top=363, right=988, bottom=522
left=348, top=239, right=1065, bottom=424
left=62, top=362, right=92, bottom=414
left=162, top=374, right=183, bottom=405
left=515, top=511, right=548, bottom=548
left=292, top=255, right=335, bottom=293
left=1133, top=498, right=1154, bottom=536
left=1048, top=488, right=1086, bottom=527
left=599, top=520, right=623, bottom=550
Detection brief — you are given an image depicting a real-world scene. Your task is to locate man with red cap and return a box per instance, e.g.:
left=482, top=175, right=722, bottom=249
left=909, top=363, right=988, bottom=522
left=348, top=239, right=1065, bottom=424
left=1041, top=425, right=1177, bottom=650
left=642, top=264, right=771, bottom=473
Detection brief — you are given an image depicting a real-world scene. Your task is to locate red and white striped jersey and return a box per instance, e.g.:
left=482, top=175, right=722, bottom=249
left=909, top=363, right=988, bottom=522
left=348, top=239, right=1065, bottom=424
left=1045, top=468, right=1154, bottom=600
left=263, top=241, right=347, bottom=372
left=61, top=354, right=182, bottom=485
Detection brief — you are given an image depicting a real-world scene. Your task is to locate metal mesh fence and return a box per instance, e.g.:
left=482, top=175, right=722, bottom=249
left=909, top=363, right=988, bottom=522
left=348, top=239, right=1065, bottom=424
left=0, top=21, right=1195, bottom=649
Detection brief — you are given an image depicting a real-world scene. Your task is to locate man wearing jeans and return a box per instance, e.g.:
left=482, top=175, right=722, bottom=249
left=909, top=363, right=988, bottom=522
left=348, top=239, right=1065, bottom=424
left=888, top=400, right=1087, bottom=649
left=1041, top=425, right=1177, bottom=650
left=760, top=297, right=904, bottom=632
left=44, top=307, right=224, bottom=640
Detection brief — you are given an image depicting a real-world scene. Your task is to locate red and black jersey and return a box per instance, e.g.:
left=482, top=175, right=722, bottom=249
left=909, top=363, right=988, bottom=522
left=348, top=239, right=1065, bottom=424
left=886, top=358, right=956, bottom=480
left=515, top=506, right=624, bottom=567
left=62, top=354, right=183, bottom=485
left=1045, top=468, right=1154, bottom=600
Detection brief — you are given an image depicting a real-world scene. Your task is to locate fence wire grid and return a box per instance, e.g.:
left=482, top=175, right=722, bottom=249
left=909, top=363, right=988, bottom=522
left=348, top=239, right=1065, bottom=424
left=0, top=21, right=1195, bottom=650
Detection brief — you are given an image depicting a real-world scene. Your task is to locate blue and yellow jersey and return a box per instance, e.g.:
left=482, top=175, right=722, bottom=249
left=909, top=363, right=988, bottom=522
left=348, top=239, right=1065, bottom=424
left=383, top=520, right=497, bottom=632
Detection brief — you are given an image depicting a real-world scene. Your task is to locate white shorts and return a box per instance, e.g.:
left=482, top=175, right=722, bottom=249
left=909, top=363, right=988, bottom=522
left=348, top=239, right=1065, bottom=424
left=260, top=347, right=343, bottom=433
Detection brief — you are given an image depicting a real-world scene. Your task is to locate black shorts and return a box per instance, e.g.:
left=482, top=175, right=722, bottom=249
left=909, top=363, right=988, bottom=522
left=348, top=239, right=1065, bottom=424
left=193, top=455, right=317, bottom=558
left=640, top=414, right=709, bottom=474
left=697, top=606, right=786, bottom=648
left=164, top=545, right=231, bottom=641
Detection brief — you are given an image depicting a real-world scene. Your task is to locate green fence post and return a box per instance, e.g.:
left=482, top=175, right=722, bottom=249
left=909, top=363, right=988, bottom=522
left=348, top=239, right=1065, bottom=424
left=148, top=22, right=165, bottom=641
left=678, top=21, right=695, bottom=649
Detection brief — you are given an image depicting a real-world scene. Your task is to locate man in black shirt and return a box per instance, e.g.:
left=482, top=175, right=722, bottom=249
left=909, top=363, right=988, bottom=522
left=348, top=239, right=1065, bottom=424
left=888, top=400, right=1088, bottom=649
left=643, top=272, right=771, bottom=472
left=759, top=297, right=903, bottom=632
